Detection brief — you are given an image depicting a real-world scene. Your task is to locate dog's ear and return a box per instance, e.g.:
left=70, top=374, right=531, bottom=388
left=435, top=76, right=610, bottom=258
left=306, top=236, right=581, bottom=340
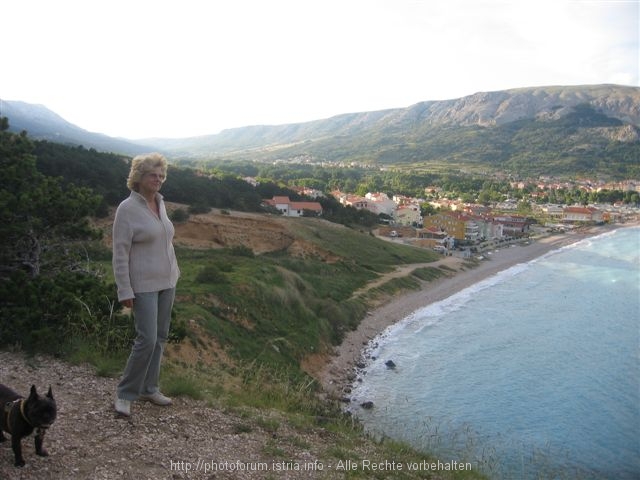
left=47, top=386, right=54, bottom=399
left=30, top=385, right=38, bottom=397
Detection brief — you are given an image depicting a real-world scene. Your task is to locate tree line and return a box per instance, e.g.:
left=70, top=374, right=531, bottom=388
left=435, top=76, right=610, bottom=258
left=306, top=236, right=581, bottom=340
left=0, top=122, right=383, bottom=353
left=2, top=116, right=637, bottom=355
left=0, top=120, right=133, bottom=352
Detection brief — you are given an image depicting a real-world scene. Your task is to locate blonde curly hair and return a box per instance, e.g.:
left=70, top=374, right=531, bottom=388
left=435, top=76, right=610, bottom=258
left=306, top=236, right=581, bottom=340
left=126, top=152, right=168, bottom=191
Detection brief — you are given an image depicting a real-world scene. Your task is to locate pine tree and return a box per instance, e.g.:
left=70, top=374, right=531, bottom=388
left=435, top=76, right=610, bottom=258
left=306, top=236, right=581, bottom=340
left=0, top=118, right=130, bottom=352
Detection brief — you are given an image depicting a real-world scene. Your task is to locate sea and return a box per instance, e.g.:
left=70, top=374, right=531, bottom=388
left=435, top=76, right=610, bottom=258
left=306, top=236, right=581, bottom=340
left=350, top=226, right=640, bottom=480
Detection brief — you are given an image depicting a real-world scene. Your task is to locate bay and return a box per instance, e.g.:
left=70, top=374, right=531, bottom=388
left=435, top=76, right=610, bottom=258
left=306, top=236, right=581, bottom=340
left=351, top=227, right=640, bottom=479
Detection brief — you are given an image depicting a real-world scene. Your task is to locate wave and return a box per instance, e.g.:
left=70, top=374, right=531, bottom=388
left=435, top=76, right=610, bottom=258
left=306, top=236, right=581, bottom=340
left=366, top=254, right=552, bottom=356
left=352, top=227, right=640, bottom=478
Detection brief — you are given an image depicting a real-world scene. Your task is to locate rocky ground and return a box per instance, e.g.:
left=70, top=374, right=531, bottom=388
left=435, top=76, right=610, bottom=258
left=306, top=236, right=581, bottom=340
left=0, top=352, right=359, bottom=480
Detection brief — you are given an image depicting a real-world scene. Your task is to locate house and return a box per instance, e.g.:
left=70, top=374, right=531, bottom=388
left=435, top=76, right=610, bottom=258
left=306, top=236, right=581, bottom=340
left=290, top=186, right=325, bottom=199
left=365, top=192, right=397, bottom=216
left=469, top=215, right=504, bottom=240
left=424, top=186, right=443, bottom=195
left=463, top=204, right=493, bottom=216
left=333, top=190, right=379, bottom=214
left=394, top=204, right=423, bottom=226
left=494, top=199, right=519, bottom=210
left=243, top=176, right=259, bottom=187
left=493, top=215, right=530, bottom=237
left=263, top=196, right=322, bottom=217
left=422, top=212, right=467, bottom=242
left=416, top=226, right=455, bottom=251
left=392, top=194, right=413, bottom=206
left=428, top=199, right=453, bottom=210
left=562, top=206, right=603, bottom=223
left=341, top=195, right=369, bottom=210
left=541, top=204, right=565, bottom=219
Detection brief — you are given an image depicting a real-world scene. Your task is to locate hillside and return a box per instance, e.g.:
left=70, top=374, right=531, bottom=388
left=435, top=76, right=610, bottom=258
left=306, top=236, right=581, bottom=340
left=149, top=84, right=640, bottom=154
left=98, top=203, right=343, bottom=258
left=93, top=203, right=444, bottom=376
left=0, top=100, right=154, bottom=156
left=0, top=121, right=487, bottom=478
left=143, top=85, right=640, bottom=178
left=4, top=84, right=639, bottom=178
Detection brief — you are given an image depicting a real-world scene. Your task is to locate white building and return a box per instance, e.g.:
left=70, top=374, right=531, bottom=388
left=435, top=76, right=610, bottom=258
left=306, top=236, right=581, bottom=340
left=365, top=192, right=397, bottom=216
left=394, top=204, right=423, bottom=226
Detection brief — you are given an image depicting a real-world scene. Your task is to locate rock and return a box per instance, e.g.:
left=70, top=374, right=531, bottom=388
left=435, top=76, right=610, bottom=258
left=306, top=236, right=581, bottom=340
left=385, top=360, right=396, bottom=369
left=360, top=401, right=374, bottom=409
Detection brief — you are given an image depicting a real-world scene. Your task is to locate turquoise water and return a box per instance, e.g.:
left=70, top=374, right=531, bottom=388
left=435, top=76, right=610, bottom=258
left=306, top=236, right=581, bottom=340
left=351, top=227, right=640, bottom=479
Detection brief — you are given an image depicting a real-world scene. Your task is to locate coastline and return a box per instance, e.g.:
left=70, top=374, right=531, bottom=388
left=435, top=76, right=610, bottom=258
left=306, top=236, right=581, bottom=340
left=318, top=225, right=624, bottom=399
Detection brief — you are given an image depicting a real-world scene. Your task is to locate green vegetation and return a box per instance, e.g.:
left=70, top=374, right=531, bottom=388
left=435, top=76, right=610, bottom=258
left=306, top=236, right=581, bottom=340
left=1, top=120, right=489, bottom=478
left=176, top=103, right=640, bottom=180
left=0, top=119, right=435, bottom=381
left=0, top=122, right=133, bottom=354
left=4, top=91, right=636, bottom=478
left=173, top=220, right=438, bottom=372
left=32, top=140, right=384, bottom=227
left=181, top=159, right=639, bottom=211
left=30, top=126, right=639, bottom=227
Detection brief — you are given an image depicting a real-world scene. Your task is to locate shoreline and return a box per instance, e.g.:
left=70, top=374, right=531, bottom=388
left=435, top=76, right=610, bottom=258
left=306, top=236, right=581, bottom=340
left=318, top=224, right=628, bottom=399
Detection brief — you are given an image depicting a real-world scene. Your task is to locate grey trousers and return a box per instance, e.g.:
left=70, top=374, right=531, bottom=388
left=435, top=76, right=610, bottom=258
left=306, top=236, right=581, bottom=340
left=116, top=288, right=175, bottom=401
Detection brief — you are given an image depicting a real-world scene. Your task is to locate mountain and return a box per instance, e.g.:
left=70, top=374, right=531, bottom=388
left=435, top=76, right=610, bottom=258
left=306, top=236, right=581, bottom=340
left=0, top=99, right=154, bottom=156
left=150, top=84, right=640, bottom=154
left=3, top=84, right=639, bottom=177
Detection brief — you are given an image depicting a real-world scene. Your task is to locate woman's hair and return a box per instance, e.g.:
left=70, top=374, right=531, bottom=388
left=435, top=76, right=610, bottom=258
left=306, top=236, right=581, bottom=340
left=126, top=152, right=168, bottom=191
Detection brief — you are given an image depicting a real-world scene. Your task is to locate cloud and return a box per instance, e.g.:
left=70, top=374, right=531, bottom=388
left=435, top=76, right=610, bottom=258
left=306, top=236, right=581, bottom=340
left=2, top=0, right=637, bottom=138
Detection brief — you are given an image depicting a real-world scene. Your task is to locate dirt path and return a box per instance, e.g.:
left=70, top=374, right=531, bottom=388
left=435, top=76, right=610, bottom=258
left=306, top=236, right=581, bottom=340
left=350, top=256, right=463, bottom=299
left=318, top=230, right=607, bottom=399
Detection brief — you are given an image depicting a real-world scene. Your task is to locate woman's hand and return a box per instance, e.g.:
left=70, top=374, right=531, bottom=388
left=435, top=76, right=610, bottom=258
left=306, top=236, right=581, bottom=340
left=121, top=298, right=134, bottom=308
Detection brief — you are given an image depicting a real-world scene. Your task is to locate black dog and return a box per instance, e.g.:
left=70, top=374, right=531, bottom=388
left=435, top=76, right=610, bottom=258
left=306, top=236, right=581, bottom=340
left=0, top=384, right=57, bottom=467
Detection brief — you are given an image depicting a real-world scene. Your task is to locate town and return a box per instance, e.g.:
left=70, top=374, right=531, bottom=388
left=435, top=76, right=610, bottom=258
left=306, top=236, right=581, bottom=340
left=261, top=175, right=640, bottom=257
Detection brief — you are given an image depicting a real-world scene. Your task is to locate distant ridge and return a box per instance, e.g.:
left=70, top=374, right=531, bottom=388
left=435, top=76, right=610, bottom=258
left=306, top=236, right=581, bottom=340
left=2, top=84, right=639, bottom=178
left=141, top=84, right=640, bottom=158
left=0, top=99, right=154, bottom=156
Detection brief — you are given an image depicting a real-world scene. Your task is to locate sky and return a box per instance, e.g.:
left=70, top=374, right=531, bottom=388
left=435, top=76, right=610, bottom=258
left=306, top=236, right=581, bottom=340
left=2, top=0, right=638, bottom=139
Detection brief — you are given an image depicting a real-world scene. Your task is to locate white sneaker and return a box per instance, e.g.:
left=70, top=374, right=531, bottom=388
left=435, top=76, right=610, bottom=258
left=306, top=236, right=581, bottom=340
left=139, top=391, right=172, bottom=406
left=114, top=397, right=131, bottom=416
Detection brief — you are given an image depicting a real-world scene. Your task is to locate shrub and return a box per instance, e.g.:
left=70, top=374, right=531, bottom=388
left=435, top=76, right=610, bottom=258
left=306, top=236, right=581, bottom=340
left=195, top=264, right=228, bottom=284
left=0, top=270, right=133, bottom=354
left=170, top=208, right=189, bottom=223
left=188, top=203, right=211, bottom=215
left=230, top=245, right=254, bottom=258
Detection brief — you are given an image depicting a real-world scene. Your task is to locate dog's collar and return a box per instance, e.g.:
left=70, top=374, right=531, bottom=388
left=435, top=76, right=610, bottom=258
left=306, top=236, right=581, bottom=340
left=19, top=399, right=34, bottom=428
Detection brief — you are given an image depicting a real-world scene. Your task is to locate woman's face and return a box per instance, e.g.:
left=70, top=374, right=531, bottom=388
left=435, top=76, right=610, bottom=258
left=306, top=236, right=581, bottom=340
left=139, top=166, right=165, bottom=196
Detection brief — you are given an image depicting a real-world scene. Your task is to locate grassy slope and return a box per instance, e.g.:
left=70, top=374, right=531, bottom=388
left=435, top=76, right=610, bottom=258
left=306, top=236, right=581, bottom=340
left=93, top=214, right=488, bottom=479
left=173, top=217, right=440, bottom=376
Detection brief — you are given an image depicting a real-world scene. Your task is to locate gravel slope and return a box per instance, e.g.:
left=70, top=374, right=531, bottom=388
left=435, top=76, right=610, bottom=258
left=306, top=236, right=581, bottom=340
left=0, top=352, right=343, bottom=480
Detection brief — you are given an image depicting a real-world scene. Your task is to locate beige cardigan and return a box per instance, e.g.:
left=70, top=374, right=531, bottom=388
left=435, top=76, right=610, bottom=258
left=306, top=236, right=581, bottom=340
left=112, top=191, right=180, bottom=301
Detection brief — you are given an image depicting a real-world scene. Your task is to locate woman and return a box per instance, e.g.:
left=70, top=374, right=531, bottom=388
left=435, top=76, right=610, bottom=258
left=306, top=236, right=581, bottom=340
left=112, top=152, right=180, bottom=417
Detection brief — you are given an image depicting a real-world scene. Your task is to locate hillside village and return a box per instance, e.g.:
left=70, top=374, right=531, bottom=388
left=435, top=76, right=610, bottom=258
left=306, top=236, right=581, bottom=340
left=260, top=176, right=640, bottom=256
